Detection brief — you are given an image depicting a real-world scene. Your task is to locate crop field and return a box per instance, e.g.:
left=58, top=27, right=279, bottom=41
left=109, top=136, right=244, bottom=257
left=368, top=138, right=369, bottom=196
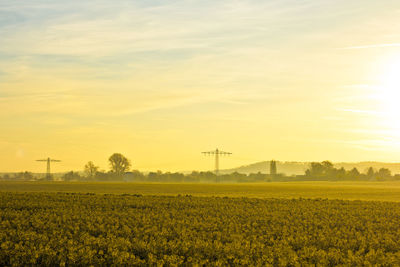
left=2, top=181, right=400, bottom=201
left=2, top=182, right=400, bottom=265
left=2, top=192, right=400, bottom=265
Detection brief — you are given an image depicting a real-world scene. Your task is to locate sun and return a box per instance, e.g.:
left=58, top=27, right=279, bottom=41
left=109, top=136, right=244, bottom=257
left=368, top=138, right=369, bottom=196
left=381, top=57, right=400, bottom=92
left=376, top=55, right=400, bottom=134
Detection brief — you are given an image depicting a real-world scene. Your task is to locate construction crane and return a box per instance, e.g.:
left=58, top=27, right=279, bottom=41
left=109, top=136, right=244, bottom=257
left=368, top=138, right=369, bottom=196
left=202, top=148, right=232, bottom=182
left=36, top=158, right=61, bottom=179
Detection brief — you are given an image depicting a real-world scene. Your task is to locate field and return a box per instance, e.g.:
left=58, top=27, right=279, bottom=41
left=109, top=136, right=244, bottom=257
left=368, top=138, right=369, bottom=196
left=2, top=182, right=400, bottom=265
left=2, top=181, right=400, bottom=201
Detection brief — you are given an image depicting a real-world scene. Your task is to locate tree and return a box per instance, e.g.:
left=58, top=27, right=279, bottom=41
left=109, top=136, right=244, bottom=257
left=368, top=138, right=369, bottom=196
left=348, top=167, right=360, bottom=180
left=270, top=160, right=277, bottom=176
left=84, top=161, right=99, bottom=179
left=335, top=167, right=346, bottom=180
left=63, top=171, right=81, bottom=181
left=321, top=161, right=334, bottom=170
left=307, top=162, right=324, bottom=177
left=322, top=161, right=334, bottom=177
left=377, top=168, right=391, bottom=179
left=367, top=167, right=375, bottom=179
left=305, top=161, right=335, bottom=179
left=94, top=170, right=108, bottom=181
left=15, top=171, right=34, bottom=181
left=109, top=153, right=131, bottom=177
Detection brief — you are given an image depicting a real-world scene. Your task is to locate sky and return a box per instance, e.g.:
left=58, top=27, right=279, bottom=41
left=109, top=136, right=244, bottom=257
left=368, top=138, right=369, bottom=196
left=1, top=0, right=400, bottom=173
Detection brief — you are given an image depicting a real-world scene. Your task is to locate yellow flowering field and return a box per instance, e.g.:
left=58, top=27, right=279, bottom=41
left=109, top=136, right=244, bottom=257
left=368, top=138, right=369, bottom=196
left=1, top=192, right=400, bottom=265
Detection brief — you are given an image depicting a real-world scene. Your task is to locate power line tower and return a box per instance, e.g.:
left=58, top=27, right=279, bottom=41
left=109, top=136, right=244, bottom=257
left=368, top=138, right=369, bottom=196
left=36, top=157, right=61, bottom=180
left=202, top=148, right=232, bottom=182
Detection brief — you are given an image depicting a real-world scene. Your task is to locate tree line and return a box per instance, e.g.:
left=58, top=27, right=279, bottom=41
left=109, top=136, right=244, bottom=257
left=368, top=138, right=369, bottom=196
left=1, top=155, right=399, bottom=182
left=302, top=160, right=394, bottom=181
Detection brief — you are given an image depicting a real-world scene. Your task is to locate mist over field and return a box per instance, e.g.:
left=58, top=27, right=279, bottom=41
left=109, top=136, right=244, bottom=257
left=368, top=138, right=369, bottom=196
left=222, top=161, right=400, bottom=175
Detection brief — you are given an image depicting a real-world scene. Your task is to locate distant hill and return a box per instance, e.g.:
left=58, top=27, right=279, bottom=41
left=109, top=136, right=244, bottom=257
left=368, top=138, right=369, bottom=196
left=219, top=161, right=307, bottom=175
left=220, top=161, right=400, bottom=175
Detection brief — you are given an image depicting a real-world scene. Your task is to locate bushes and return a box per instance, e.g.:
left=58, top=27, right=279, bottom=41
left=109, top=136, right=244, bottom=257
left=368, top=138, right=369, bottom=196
left=1, top=193, right=400, bottom=265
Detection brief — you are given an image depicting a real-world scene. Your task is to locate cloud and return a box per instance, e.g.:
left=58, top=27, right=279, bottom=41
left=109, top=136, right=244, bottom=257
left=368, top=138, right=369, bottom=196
left=0, top=88, right=212, bottom=119
left=339, top=108, right=381, bottom=116
left=340, top=43, right=400, bottom=50
left=0, top=1, right=247, bottom=56
left=0, top=0, right=344, bottom=58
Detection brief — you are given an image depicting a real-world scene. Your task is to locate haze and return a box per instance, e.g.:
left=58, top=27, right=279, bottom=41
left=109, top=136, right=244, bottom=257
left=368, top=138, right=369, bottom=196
left=1, top=0, right=400, bottom=173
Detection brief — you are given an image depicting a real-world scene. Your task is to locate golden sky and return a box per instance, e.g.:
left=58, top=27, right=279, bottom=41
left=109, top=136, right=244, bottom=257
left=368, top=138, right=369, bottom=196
left=1, top=0, right=400, bottom=173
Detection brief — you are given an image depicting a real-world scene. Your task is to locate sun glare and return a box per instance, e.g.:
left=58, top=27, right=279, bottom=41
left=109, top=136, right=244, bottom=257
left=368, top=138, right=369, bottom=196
left=376, top=55, right=400, bottom=135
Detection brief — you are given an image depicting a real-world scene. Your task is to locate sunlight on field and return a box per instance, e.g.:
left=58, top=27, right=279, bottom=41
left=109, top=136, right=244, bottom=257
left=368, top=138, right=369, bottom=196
left=2, top=181, right=400, bottom=202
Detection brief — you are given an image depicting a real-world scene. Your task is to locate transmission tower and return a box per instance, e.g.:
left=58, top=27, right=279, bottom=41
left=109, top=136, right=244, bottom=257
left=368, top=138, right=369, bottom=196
left=202, top=148, right=232, bottom=181
left=36, top=157, right=61, bottom=179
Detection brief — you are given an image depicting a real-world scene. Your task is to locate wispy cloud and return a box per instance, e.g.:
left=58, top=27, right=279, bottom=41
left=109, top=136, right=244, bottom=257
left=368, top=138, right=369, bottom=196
left=0, top=87, right=235, bottom=119
left=339, top=108, right=381, bottom=116
left=340, top=43, right=400, bottom=50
